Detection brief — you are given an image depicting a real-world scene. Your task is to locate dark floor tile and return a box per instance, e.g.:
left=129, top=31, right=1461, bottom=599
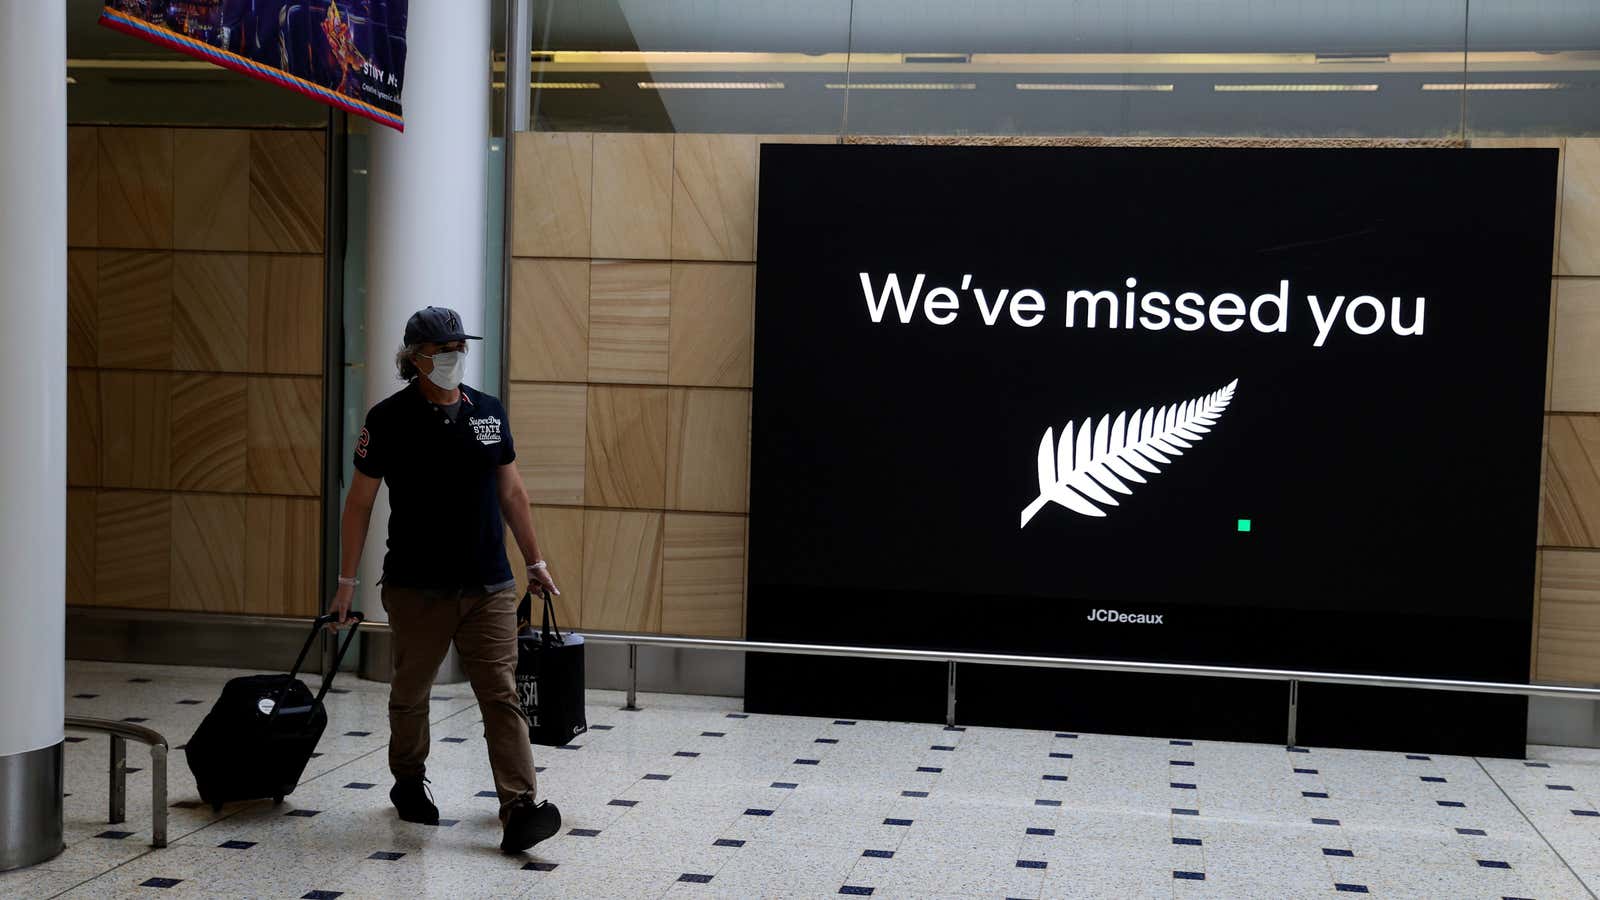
left=95, top=831, right=134, bottom=839
left=862, top=849, right=894, bottom=859
left=568, top=828, right=600, bottom=837
left=523, top=861, right=557, bottom=872
left=368, top=851, right=405, bottom=861
left=839, top=887, right=873, bottom=896
left=714, top=839, right=745, bottom=848
left=1334, top=885, right=1370, bottom=894
left=1173, top=871, right=1204, bottom=881
left=675, top=751, right=701, bottom=758
left=678, top=874, right=714, bottom=884
left=302, top=892, right=343, bottom=900
left=140, top=878, right=182, bottom=888
left=609, top=799, right=639, bottom=808
left=1017, top=860, right=1047, bottom=870
left=285, top=810, right=320, bottom=818
left=219, top=840, right=256, bottom=849
left=344, top=783, right=375, bottom=790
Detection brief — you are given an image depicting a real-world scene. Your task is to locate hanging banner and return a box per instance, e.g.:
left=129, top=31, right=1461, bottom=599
left=99, top=1, right=408, bottom=131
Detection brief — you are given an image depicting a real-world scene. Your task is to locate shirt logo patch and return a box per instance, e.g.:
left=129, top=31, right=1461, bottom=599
left=355, top=427, right=371, bottom=458
left=470, top=416, right=502, bottom=446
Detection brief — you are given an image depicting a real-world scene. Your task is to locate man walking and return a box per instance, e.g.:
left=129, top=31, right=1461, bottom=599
left=329, top=306, right=561, bottom=854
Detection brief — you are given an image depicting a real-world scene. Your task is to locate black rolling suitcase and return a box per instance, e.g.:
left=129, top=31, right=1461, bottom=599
left=185, top=612, right=364, bottom=811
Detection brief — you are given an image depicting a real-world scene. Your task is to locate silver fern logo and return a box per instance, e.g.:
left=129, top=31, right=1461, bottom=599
left=1020, top=379, right=1239, bottom=526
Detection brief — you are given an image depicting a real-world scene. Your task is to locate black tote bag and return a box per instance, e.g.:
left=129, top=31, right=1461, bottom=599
left=516, top=588, right=588, bottom=746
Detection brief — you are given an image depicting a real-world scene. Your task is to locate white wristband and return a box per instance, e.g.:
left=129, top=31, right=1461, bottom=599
left=337, top=576, right=359, bottom=588
left=528, top=560, right=548, bottom=572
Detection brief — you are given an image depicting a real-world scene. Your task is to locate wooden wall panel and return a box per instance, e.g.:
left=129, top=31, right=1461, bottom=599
left=669, top=263, right=755, bottom=387
left=513, top=132, right=593, bottom=258
left=173, top=253, right=249, bottom=371
left=67, top=489, right=96, bottom=605
left=248, top=254, right=324, bottom=375
left=1559, top=138, right=1600, bottom=277
left=581, top=509, right=662, bottom=632
left=586, top=386, right=669, bottom=509
left=589, top=261, right=670, bottom=384
left=667, top=389, right=750, bottom=513
left=68, top=250, right=98, bottom=367
left=509, top=383, right=587, bottom=505
left=170, top=494, right=247, bottom=613
left=1537, top=549, right=1600, bottom=683
left=100, top=371, right=171, bottom=490
left=174, top=129, right=250, bottom=252
left=249, top=131, right=326, bottom=253
left=1545, top=415, right=1600, bottom=548
left=171, top=374, right=248, bottom=492
left=97, top=127, right=173, bottom=249
left=67, top=125, right=328, bottom=619
left=67, top=369, right=100, bottom=488
left=1552, top=278, right=1600, bottom=412
left=592, top=133, right=673, bottom=260
left=672, top=134, right=758, bottom=262
left=96, top=491, right=172, bottom=609
left=662, top=513, right=744, bottom=637
left=509, top=258, right=589, bottom=382
left=67, top=126, right=98, bottom=248
left=506, top=505, right=584, bottom=630
left=247, top=377, right=322, bottom=496
left=245, top=496, right=319, bottom=616
left=97, top=251, right=173, bottom=369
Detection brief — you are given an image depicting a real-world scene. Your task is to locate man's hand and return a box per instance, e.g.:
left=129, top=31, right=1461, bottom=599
left=327, top=583, right=356, bottom=631
left=529, top=563, right=560, bottom=596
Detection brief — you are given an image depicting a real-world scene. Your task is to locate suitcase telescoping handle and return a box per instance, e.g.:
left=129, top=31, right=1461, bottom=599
left=269, top=612, right=364, bottom=724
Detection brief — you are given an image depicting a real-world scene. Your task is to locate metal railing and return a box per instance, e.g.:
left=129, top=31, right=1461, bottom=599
left=574, top=630, right=1600, bottom=748
left=64, top=717, right=168, bottom=849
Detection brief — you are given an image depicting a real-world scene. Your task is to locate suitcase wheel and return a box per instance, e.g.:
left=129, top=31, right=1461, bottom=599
left=273, top=796, right=284, bottom=806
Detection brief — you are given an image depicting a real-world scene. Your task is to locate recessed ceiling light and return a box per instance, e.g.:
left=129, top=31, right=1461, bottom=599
left=638, top=81, right=785, bottom=90
left=1422, top=82, right=1572, bottom=91
left=824, top=83, right=976, bottom=91
left=1017, top=83, right=1174, bottom=92
left=1213, top=84, right=1379, bottom=92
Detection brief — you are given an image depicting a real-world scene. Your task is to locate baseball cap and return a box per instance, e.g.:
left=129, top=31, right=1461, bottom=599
left=404, top=306, right=482, bottom=346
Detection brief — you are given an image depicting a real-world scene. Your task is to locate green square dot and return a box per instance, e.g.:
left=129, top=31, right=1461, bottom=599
left=1237, top=519, right=1252, bottom=532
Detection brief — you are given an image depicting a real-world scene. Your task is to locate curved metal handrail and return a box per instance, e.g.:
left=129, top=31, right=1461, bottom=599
left=65, top=716, right=168, bottom=849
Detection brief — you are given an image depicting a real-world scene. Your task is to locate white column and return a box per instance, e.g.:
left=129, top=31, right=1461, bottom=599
left=358, top=3, right=491, bottom=623
left=0, top=0, right=66, bottom=871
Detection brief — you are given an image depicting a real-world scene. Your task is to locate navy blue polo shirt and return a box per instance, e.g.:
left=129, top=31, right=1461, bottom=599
left=353, top=381, right=517, bottom=591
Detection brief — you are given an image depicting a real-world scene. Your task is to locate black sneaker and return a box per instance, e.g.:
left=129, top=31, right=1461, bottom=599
left=390, top=776, right=440, bottom=825
left=501, top=795, right=561, bottom=854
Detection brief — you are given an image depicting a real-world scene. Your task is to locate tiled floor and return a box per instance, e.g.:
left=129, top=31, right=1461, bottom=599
left=5, top=661, right=1598, bottom=899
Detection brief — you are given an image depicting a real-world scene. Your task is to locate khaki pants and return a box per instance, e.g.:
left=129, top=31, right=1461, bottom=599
left=382, top=584, right=536, bottom=821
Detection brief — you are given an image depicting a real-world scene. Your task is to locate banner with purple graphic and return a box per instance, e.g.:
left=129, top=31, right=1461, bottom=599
left=100, top=1, right=408, bottom=131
